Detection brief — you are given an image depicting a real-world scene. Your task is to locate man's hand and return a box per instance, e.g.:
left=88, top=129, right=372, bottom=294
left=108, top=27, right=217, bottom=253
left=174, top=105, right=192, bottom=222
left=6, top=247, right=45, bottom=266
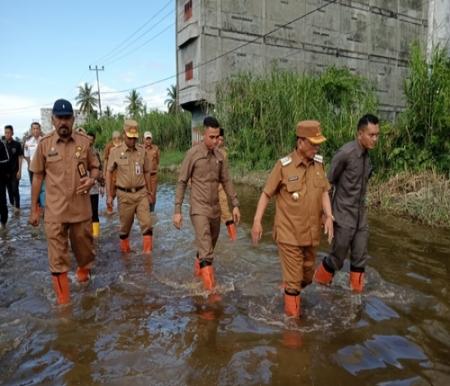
left=232, top=207, right=241, bottom=225
left=28, top=206, right=40, bottom=227
left=323, top=216, right=334, bottom=244
left=251, top=221, right=263, bottom=246
left=16, top=171, right=21, bottom=180
left=76, top=176, right=94, bottom=195
left=173, top=213, right=182, bottom=229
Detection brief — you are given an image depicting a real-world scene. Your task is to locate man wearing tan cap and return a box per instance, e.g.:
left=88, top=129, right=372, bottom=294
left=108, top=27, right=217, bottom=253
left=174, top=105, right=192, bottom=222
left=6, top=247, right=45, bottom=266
left=143, top=131, right=160, bottom=212
left=106, top=120, right=153, bottom=253
left=314, top=114, right=380, bottom=293
left=251, top=120, right=334, bottom=318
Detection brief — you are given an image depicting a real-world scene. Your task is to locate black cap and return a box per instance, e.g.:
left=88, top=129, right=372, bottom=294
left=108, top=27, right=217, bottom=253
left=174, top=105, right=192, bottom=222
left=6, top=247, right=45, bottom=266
left=52, top=99, right=73, bottom=117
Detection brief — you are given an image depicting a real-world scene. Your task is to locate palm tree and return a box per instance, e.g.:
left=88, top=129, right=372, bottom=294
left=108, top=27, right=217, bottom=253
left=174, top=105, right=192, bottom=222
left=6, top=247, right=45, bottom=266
left=125, top=89, right=144, bottom=118
left=165, top=84, right=178, bottom=114
left=76, top=83, right=98, bottom=115
left=104, top=106, right=113, bottom=117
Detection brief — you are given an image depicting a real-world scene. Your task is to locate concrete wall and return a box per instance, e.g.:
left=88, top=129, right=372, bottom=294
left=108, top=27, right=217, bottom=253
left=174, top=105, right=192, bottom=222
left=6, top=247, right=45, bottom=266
left=177, top=0, right=433, bottom=123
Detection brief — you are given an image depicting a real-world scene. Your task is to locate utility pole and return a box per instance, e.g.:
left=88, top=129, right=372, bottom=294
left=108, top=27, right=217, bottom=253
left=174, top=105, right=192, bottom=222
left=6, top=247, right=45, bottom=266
left=89, top=65, right=104, bottom=115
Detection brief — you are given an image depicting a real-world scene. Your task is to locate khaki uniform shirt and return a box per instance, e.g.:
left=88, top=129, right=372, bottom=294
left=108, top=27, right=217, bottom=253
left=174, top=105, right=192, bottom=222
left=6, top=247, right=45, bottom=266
left=107, top=143, right=150, bottom=189
left=263, top=150, right=330, bottom=247
left=328, top=140, right=372, bottom=229
left=175, top=142, right=239, bottom=217
left=145, top=144, right=160, bottom=174
left=30, top=131, right=100, bottom=223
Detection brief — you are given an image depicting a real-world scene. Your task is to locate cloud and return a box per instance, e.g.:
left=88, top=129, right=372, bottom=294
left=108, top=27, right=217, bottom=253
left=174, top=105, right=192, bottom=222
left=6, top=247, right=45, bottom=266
left=0, top=94, right=49, bottom=136
left=100, top=83, right=168, bottom=114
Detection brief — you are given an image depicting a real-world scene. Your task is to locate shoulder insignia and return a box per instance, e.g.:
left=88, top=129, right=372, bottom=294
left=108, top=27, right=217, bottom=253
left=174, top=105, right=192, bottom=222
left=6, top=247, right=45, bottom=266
left=280, top=156, right=292, bottom=166
left=313, top=154, right=323, bottom=164
left=40, top=132, right=54, bottom=142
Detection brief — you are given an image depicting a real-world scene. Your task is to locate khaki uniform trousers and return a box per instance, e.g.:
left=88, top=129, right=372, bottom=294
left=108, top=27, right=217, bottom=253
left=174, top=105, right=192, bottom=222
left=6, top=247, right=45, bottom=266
left=218, top=184, right=233, bottom=223
left=191, top=214, right=221, bottom=262
left=277, top=242, right=316, bottom=292
left=117, top=189, right=152, bottom=237
left=149, top=173, right=158, bottom=205
left=45, top=219, right=95, bottom=273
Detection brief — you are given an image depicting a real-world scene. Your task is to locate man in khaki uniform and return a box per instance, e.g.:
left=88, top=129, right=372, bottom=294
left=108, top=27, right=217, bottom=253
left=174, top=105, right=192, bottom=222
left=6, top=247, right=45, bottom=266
left=217, top=128, right=237, bottom=241
left=106, top=120, right=153, bottom=254
left=251, top=120, right=334, bottom=318
left=103, top=131, right=122, bottom=213
left=29, top=99, right=100, bottom=305
left=173, top=116, right=240, bottom=291
left=143, top=131, right=160, bottom=212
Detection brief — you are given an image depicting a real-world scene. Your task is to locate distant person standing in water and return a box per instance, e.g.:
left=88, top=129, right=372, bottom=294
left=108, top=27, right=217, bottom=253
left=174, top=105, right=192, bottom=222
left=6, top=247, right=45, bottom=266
left=314, top=114, right=380, bottom=293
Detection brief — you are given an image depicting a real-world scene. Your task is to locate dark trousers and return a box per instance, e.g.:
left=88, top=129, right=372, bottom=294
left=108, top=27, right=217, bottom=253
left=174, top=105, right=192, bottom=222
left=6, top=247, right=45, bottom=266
left=6, top=175, right=20, bottom=209
left=0, top=175, right=8, bottom=225
left=90, top=194, right=99, bottom=222
left=324, top=223, right=369, bottom=272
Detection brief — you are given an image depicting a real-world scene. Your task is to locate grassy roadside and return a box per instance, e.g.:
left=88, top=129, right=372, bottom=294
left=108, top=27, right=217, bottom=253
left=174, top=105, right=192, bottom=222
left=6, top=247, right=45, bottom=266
left=160, top=151, right=450, bottom=228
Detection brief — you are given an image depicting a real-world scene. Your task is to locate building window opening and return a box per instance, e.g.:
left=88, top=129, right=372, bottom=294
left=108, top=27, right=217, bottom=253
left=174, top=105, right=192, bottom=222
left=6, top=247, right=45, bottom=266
left=184, top=0, right=193, bottom=21
left=185, top=61, right=193, bottom=81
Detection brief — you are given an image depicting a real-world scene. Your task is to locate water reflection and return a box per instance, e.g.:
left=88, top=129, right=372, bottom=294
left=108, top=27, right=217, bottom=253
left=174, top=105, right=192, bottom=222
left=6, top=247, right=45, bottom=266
left=0, top=172, right=449, bottom=385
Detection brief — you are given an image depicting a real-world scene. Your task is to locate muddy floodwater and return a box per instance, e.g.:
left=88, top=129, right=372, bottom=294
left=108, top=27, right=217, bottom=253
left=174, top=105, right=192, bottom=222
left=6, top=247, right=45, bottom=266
left=1, top=171, right=449, bottom=386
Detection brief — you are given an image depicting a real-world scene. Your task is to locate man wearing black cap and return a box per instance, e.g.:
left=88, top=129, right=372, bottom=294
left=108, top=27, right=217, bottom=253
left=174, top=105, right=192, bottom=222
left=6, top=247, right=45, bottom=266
left=28, top=98, right=100, bottom=305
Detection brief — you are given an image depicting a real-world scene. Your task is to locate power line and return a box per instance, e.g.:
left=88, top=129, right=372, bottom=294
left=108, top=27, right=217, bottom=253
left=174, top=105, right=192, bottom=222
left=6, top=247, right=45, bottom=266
left=104, top=22, right=174, bottom=66
left=95, top=0, right=173, bottom=63
left=103, top=0, right=338, bottom=95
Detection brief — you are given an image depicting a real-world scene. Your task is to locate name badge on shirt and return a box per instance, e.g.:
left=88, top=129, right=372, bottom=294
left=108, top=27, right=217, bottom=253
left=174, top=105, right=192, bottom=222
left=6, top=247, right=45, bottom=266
left=48, top=147, right=58, bottom=157
left=135, top=162, right=141, bottom=175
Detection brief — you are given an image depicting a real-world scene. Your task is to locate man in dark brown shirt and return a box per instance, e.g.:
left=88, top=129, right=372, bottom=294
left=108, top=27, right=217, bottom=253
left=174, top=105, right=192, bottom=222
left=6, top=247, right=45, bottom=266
left=314, top=114, right=380, bottom=293
left=173, top=116, right=240, bottom=292
left=29, top=99, right=100, bottom=305
left=106, top=120, right=153, bottom=254
left=251, top=120, right=333, bottom=318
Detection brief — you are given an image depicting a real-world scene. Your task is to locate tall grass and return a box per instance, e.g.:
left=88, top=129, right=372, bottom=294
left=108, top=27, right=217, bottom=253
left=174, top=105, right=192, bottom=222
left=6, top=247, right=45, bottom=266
left=82, top=111, right=191, bottom=151
left=215, top=67, right=378, bottom=170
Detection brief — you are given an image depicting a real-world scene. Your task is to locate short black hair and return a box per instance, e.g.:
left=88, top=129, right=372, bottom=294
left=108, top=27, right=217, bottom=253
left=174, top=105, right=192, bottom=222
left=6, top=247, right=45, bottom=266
left=31, top=122, right=41, bottom=128
left=203, top=116, right=220, bottom=129
left=4, top=125, right=13, bottom=132
left=357, top=114, right=379, bottom=131
left=219, top=128, right=224, bottom=137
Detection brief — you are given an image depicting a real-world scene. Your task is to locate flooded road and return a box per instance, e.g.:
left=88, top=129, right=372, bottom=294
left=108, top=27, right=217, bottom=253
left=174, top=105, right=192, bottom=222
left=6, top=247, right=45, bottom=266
left=1, top=171, right=449, bottom=385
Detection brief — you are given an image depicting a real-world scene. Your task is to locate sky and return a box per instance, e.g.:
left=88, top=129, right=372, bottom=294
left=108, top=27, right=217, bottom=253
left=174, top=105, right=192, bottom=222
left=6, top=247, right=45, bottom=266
left=0, top=0, right=176, bottom=137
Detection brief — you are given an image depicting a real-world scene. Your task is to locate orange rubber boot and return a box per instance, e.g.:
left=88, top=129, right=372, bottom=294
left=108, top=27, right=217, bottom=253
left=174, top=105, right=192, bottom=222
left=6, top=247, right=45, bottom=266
left=143, top=235, right=153, bottom=254
left=120, top=238, right=131, bottom=253
left=350, top=271, right=364, bottom=293
left=76, top=266, right=90, bottom=283
left=226, top=221, right=237, bottom=241
left=284, top=293, right=301, bottom=318
left=314, top=262, right=333, bottom=286
left=51, top=272, right=70, bottom=305
left=200, top=265, right=216, bottom=291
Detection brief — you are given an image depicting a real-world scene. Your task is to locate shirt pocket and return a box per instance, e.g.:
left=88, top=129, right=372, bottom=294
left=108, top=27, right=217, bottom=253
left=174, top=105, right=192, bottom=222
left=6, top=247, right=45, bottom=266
left=45, top=154, right=64, bottom=173
left=286, top=179, right=302, bottom=193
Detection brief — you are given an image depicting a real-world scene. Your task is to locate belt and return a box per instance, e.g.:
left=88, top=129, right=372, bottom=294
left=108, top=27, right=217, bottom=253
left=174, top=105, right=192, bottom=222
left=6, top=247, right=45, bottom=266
left=116, top=186, right=145, bottom=193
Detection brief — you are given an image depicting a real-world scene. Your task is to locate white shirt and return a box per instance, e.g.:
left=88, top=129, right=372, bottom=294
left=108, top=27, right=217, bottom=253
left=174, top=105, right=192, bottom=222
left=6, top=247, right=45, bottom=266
left=24, top=136, right=42, bottom=164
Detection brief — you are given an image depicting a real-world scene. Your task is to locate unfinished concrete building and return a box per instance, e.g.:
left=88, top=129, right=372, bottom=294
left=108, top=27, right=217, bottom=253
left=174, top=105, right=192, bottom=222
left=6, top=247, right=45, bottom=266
left=176, top=0, right=450, bottom=136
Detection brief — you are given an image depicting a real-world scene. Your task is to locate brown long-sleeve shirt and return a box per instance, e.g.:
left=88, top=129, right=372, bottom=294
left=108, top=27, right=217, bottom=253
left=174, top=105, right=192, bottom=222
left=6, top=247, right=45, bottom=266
left=175, top=142, right=239, bottom=218
left=30, top=131, right=100, bottom=223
